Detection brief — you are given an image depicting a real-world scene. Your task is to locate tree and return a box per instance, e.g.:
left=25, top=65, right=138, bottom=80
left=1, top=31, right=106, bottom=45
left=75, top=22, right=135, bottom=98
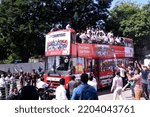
left=46, top=0, right=113, bottom=30
left=105, top=2, right=140, bottom=36
left=0, top=0, right=52, bottom=62
left=0, top=0, right=113, bottom=63
left=107, top=1, right=150, bottom=60
left=120, top=9, right=150, bottom=41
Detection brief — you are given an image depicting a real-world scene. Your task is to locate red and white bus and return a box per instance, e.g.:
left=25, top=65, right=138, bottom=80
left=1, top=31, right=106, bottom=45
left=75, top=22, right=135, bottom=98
left=44, top=29, right=134, bottom=91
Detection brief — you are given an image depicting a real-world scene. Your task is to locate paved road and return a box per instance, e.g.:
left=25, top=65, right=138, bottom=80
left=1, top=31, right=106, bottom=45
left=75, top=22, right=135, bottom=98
left=97, top=87, right=144, bottom=100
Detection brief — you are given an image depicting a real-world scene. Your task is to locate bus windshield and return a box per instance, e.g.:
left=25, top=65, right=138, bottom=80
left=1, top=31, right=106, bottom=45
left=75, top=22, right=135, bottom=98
left=47, top=55, right=70, bottom=75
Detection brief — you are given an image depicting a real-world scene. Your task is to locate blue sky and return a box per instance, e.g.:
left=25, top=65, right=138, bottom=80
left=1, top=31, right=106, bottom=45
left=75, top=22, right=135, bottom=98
left=111, top=0, right=149, bottom=8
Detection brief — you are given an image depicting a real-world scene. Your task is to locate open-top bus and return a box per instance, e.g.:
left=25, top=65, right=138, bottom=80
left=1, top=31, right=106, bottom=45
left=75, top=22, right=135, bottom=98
left=44, top=29, right=134, bottom=92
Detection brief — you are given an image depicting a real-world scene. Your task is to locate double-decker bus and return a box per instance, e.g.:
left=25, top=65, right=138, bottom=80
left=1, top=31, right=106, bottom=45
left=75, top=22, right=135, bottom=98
left=44, top=29, right=134, bottom=92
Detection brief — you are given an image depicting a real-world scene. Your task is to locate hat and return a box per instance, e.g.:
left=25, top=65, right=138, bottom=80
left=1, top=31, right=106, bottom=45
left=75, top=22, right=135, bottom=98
left=121, top=63, right=125, bottom=68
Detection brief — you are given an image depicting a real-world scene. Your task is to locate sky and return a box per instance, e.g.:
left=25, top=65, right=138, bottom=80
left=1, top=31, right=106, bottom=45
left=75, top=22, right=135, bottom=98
left=111, top=0, right=149, bottom=9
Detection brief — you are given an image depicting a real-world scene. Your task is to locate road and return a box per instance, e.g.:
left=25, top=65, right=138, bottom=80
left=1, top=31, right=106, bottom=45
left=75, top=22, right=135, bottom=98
left=97, top=87, right=144, bottom=100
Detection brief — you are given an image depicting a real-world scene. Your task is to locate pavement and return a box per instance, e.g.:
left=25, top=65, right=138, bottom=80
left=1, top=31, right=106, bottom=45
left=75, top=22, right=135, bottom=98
left=98, top=87, right=145, bottom=100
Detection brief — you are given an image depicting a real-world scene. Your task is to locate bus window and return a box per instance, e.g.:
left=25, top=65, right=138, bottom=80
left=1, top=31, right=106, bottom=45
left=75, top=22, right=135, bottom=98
left=56, top=56, right=70, bottom=70
left=47, top=55, right=70, bottom=75
left=47, top=56, right=56, bottom=74
left=71, top=57, right=85, bottom=74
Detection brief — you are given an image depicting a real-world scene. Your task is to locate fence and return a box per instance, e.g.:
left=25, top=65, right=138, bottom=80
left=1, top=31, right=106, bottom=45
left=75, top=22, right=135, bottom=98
left=0, top=83, right=11, bottom=100
left=0, top=79, right=21, bottom=100
left=0, top=62, right=45, bottom=73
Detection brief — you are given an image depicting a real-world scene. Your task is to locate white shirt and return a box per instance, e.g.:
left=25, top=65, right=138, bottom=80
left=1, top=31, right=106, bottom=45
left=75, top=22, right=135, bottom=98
left=10, top=76, right=16, bottom=84
left=0, top=78, right=5, bottom=88
left=115, top=37, right=121, bottom=43
left=104, top=36, right=108, bottom=42
left=55, top=85, right=68, bottom=100
left=88, top=80, right=97, bottom=91
left=111, top=75, right=123, bottom=91
left=107, top=32, right=113, bottom=38
left=5, top=76, right=10, bottom=84
left=119, top=67, right=126, bottom=78
left=37, top=81, right=48, bottom=89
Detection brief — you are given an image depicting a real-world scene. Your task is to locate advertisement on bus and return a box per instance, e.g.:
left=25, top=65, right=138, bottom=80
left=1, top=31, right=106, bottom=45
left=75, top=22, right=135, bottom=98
left=77, top=44, right=133, bottom=59
left=45, top=30, right=71, bottom=56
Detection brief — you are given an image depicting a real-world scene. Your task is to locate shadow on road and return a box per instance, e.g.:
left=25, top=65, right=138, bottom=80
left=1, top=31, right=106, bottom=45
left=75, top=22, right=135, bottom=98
left=97, top=87, right=112, bottom=96
left=97, top=87, right=131, bottom=96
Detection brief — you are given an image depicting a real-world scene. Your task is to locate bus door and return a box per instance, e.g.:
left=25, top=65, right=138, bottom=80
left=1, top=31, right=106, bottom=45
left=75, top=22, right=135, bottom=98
left=85, top=59, right=94, bottom=73
left=92, top=59, right=101, bottom=89
left=99, top=59, right=115, bottom=88
left=71, top=57, right=85, bottom=80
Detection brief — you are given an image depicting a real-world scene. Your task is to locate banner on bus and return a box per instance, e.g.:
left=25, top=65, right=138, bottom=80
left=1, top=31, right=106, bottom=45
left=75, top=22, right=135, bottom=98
left=45, top=30, right=71, bottom=56
left=125, top=47, right=134, bottom=58
left=77, top=44, right=133, bottom=59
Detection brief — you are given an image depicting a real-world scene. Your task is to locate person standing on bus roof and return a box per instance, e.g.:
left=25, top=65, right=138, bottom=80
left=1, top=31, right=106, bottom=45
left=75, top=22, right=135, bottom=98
left=71, top=73, right=98, bottom=100
left=55, top=78, right=68, bottom=100
left=111, top=71, right=123, bottom=100
left=66, top=24, right=71, bottom=30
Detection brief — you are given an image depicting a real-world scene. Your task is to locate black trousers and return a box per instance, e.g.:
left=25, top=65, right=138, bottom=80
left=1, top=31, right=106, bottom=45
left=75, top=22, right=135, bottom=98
left=122, top=77, right=127, bottom=87
left=142, top=83, right=149, bottom=100
left=6, top=84, right=10, bottom=96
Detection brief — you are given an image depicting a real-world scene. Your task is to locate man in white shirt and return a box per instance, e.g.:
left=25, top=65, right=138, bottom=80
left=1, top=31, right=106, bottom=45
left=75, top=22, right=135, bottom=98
left=10, top=74, right=17, bottom=89
left=55, top=78, right=68, bottom=100
left=5, top=74, right=11, bottom=96
left=36, top=77, right=48, bottom=100
left=111, top=72, right=123, bottom=100
left=37, top=78, right=48, bottom=89
left=117, top=64, right=126, bottom=86
left=88, top=76, right=97, bottom=91
left=0, top=74, right=6, bottom=99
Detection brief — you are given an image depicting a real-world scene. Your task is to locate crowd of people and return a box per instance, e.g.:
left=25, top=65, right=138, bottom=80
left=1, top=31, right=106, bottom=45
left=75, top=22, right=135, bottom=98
left=55, top=73, right=98, bottom=100
left=0, top=68, right=98, bottom=100
left=1, top=60, right=150, bottom=100
left=77, top=27, right=125, bottom=45
left=111, top=61, right=150, bottom=100
left=51, top=24, right=126, bottom=46
left=0, top=68, right=44, bottom=100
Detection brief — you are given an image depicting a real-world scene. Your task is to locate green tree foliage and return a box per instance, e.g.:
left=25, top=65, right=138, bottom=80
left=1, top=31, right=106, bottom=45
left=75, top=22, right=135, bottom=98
left=0, top=0, right=112, bottom=63
left=107, top=1, right=150, bottom=59
left=107, top=1, right=150, bottom=40
left=120, top=9, right=150, bottom=41
left=105, top=2, right=140, bottom=36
